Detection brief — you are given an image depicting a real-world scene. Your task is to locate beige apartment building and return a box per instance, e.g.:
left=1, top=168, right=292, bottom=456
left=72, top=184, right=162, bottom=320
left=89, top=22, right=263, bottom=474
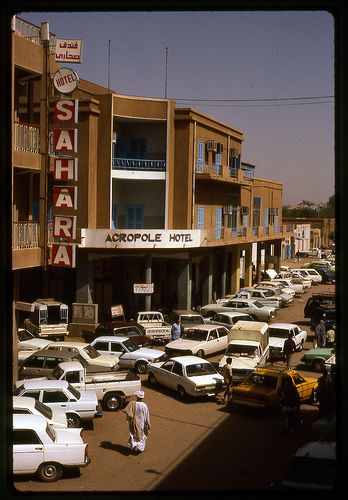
left=12, top=16, right=294, bottom=329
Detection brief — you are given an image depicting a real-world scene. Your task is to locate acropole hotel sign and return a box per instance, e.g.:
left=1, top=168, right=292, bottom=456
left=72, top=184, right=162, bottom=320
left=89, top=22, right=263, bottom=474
left=80, top=229, right=207, bottom=249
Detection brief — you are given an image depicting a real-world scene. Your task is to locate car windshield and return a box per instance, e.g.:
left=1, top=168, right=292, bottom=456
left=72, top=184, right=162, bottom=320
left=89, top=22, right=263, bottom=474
left=46, top=422, right=56, bottom=441
left=34, top=399, right=53, bottom=419
left=246, top=374, right=278, bottom=388
left=19, top=330, right=34, bottom=341
left=182, top=330, right=208, bottom=341
left=181, top=316, right=204, bottom=325
left=50, top=365, right=64, bottom=380
left=123, top=338, right=140, bottom=352
left=67, top=384, right=81, bottom=400
left=269, top=328, right=289, bottom=339
left=186, top=363, right=218, bottom=377
left=226, top=345, right=258, bottom=357
left=83, top=345, right=101, bottom=359
left=251, top=301, right=264, bottom=309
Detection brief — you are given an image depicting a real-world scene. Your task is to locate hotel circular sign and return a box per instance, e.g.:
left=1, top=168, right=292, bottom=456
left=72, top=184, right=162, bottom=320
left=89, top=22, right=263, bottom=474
left=53, top=67, right=79, bottom=94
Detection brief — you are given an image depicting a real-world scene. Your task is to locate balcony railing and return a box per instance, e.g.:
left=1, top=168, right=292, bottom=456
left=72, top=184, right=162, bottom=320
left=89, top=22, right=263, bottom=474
left=13, top=221, right=54, bottom=249
left=13, top=16, right=56, bottom=45
left=112, top=158, right=166, bottom=171
left=13, top=221, right=40, bottom=249
left=14, top=121, right=40, bottom=153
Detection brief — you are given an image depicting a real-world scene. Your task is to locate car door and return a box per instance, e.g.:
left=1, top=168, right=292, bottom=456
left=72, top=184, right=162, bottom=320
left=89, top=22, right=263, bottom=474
left=111, top=341, right=133, bottom=368
left=217, top=327, right=229, bottom=351
left=292, top=327, right=301, bottom=349
left=19, top=355, right=45, bottom=378
left=156, top=359, right=175, bottom=387
left=206, top=329, right=220, bottom=355
left=13, top=428, right=44, bottom=474
left=291, top=373, right=311, bottom=401
left=41, top=389, right=70, bottom=412
left=170, top=361, right=184, bottom=391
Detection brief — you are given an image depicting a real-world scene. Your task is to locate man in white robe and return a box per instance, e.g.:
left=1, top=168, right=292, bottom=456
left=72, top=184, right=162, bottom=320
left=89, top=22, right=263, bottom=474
left=123, top=390, right=151, bottom=454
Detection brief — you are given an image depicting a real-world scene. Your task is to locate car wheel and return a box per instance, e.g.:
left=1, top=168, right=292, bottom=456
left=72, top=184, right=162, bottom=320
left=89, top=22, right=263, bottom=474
left=102, top=393, right=123, bottom=411
left=66, top=413, right=81, bottom=428
left=135, top=360, right=148, bottom=374
left=178, top=385, right=187, bottom=400
left=196, top=349, right=204, bottom=358
left=312, top=359, right=325, bottom=373
left=148, top=372, right=157, bottom=386
left=37, top=462, right=63, bottom=482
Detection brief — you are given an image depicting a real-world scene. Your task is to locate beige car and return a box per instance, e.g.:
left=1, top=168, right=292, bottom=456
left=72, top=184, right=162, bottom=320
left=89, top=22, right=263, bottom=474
left=42, top=341, right=119, bottom=369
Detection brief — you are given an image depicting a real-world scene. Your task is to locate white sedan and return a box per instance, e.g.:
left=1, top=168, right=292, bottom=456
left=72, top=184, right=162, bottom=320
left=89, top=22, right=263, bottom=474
left=13, top=396, right=69, bottom=428
left=18, top=328, right=51, bottom=351
left=147, top=356, right=224, bottom=399
left=200, top=298, right=276, bottom=322
left=268, top=322, right=308, bottom=359
left=13, top=414, right=90, bottom=482
left=165, top=325, right=229, bottom=358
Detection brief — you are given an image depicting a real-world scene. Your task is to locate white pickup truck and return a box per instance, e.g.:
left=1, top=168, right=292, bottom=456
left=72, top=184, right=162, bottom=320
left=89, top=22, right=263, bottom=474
left=26, top=360, right=141, bottom=412
left=219, top=320, right=270, bottom=383
left=136, top=311, right=172, bottom=343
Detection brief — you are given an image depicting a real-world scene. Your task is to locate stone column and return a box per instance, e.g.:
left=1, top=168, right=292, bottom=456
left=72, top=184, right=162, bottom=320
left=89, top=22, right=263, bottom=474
left=230, top=245, right=240, bottom=293
left=244, top=244, right=253, bottom=287
left=145, top=254, right=152, bottom=311
left=202, top=254, right=213, bottom=305
left=177, top=258, right=192, bottom=310
left=76, top=251, right=93, bottom=303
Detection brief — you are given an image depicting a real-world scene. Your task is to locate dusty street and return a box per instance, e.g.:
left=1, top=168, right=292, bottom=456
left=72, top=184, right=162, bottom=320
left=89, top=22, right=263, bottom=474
left=12, top=281, right=334, bottom=494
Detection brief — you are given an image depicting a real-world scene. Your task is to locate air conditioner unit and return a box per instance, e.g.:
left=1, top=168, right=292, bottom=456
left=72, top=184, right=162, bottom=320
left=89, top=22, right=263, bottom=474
left=269, top=208, right=274, bottom=216
left=206, top=140, right=217, bottom=152
left=216, top=142, right=223, bottom=153
left=274, top=208, right=279, bottom=216
left=223, top=205, right=233, bottom=215
left=231, top=148, right=238, bottom=157
left=241, top=206, right=249, bottom=215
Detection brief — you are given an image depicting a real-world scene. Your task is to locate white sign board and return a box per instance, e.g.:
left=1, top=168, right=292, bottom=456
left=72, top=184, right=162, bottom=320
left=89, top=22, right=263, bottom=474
left=53, top=68, right=80, bottom=94
left=80, top=229, right=207, bottom=249
left=55, top=39, right=82, bottom=63
left=133, top=283, right=154, bottom=294
left=111, top=304, right=124, bottom=318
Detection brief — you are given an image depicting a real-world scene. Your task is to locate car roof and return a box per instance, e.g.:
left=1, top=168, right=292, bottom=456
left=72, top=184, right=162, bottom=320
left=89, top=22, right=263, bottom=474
left=92, top=335, right=129, bottom=342
left=168, top=355, right=213, bottom=366
left=13, top=413, right=48, bottom=430
left=47, top=341, right=89, bottom=348
left=24, top=349, right=81, bottom=360
left=19, top=379, right=69, bottom=389
left=186, top=324, right=225, bottom=331
left=268, top=323, right=300, bottom=329
left=13, top=395, right=36, bottom=409
left=295, top=441, right=336, bottom=460
left=213, top=311, right=251, bottom=317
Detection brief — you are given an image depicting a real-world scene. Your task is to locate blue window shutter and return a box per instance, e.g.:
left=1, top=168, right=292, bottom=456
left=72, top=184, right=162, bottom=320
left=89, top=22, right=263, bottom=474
left=112, top=203, right=118, bottom=229
left=264, top=208, right=269, bottom=227
left=197, top=141, right=204, bottom=172
left=216, top=207, right=222, bottom=238
left=197, top=207, right=204, bottom=229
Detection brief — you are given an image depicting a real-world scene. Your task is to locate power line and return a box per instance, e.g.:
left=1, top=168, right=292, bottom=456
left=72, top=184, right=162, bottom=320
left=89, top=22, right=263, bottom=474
left=174, top=95, right=333, bottom=103
left=176, top=100, right=334, bottom=108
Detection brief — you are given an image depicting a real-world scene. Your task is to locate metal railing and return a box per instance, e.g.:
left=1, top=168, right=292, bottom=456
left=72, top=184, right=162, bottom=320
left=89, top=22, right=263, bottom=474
left=13, top=221, right=54, bottom=249
left=13, top=16, right=56, bottom=45
left=112, top=158, right=166, bottom=171
left=14, top=121, right=40, bottom=153
left=13, top=221, right=40, bottom=249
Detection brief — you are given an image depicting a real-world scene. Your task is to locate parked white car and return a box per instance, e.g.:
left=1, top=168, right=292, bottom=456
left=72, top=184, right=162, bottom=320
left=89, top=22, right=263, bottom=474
left=14, top=379, right=103, bottom=428
left=268, top=322, right=308, bottom=358
left=206, top=311, right=255, bottom=328
left=90, top=336, right=166, bottom=374
left=18, top=328, right=51, bottom=352
left=42, top=341, right=119, bottom=369
left=232, top=288, right=282, bottom=308
left=200, top=298, right=276, bottom=322
left=147, top=355, right=224, bottom=399
left=271, top=278, right=305, bottom=295
left=13, top=396, right=68, bottom=428
left=13, top=414, right=90, bottom=482
left=249, top=285, right=294, bottom=306
left=291, top=268, right=323, bottom=284
left=255, top=281, right=296, bottom=298
left=165, top=324, right=229, bottom=358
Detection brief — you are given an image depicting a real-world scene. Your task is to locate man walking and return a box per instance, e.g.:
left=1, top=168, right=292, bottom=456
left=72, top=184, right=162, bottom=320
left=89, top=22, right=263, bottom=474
left=283, top=332, right=296, bottom=368
left=123, top=390, right=151, bottom=455
left=222, top=357, right=233, bottom=404
left=171, top=316, right=183, bottom=340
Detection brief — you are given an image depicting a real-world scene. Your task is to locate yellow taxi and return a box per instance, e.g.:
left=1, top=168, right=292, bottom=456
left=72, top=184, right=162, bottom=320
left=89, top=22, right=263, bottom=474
left=232, top=365, right=318, bottom=411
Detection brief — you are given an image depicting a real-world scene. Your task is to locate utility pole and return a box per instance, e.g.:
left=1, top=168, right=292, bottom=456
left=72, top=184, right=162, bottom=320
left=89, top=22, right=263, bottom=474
left=107, top=39, right=111, bottom=91
left=165, top=47, right=168, bottom=99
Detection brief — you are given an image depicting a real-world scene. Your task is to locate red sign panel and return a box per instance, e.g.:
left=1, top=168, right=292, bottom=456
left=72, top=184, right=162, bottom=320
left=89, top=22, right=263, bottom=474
left=51, top=244, right=76, bottom=268
left=54, top=158, right=78, bottom=181
left=53, top=215, right=77, bottom=239
left=53, top=186, right=77, bottom=210
left=54, top=99, right=78, bottom=124
left=53, top=129, right=77, bottom=153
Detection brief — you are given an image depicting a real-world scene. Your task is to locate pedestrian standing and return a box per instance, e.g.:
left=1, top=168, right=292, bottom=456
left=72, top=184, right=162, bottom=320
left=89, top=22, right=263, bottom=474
left=222, top=357, right=233, bottom=404
left=315, top=319, right=327, bottom=348
left=171, top=316, right=183, bottom=340
left=283, top=332, right=296, bottom=368
left=317, top=368, right=335, bottom=417
left=123, top=390, right=151, bottom=455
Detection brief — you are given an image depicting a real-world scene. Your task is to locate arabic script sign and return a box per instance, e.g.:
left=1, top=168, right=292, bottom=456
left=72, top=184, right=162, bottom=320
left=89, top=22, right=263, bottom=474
left=55, top=39, right=83, bottom=63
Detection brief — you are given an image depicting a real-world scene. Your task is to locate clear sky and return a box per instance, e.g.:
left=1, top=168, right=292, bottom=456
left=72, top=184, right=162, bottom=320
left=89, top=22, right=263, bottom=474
left=19, top=10, right=334, bottom=205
